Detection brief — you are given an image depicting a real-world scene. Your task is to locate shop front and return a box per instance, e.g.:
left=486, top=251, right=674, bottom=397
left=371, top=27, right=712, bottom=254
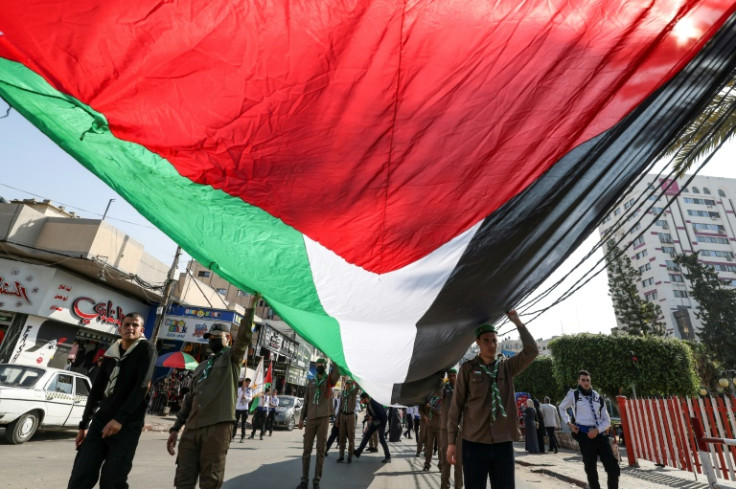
left=0, top=257, right=152, bottom=371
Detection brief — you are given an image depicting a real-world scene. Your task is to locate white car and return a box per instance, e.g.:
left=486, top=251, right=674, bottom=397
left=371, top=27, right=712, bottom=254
left=0, top=363, right=92, bottom=444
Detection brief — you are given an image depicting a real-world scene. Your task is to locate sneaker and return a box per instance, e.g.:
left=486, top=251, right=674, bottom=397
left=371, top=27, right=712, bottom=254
left=381, top=458, right=391, bottom=463
left=295, top=483, right=308, bottom=489
left=336, top=457, right=345, bottom=463
left=352, top=450, right=361, bottom=459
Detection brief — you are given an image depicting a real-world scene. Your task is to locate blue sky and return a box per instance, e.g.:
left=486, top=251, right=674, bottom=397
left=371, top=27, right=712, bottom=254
left=2, top=100, right=735, bottom=339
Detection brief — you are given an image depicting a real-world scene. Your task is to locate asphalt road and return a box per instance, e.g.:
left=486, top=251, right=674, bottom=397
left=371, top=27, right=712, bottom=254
left=0, top=426, right=574, bottom=489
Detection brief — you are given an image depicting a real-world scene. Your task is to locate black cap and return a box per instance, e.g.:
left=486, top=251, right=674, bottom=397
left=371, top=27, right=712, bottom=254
left=203, top=322, right=231, bottom=339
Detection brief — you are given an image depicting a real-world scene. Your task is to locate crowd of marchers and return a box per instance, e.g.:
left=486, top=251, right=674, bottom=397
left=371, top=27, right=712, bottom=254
left=65, top=307, right=619, bottom=489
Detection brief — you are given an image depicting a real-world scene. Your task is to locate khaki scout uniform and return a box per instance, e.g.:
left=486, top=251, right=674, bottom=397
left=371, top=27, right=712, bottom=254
left=170, top=312, right=254, bottom=489
left=448, top=324, right=537, bottom=484
left=423, top=389, right=442, bottom=470
left=299, top=367, right=340, bottom=487
left=439, top=381, right=463, bottom=489
left=337, top=384, right=358, bottom=460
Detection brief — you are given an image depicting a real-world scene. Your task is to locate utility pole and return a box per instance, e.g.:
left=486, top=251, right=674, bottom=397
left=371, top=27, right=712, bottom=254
left=151, top=246, right=182, bottom=349
left=102, top=198, right=115, bottom=220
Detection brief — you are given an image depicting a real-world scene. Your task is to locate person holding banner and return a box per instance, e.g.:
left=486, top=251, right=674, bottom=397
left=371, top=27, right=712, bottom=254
left=296, top=358, right=340, bottom=489
left=166, top=300, right=257, bottom=489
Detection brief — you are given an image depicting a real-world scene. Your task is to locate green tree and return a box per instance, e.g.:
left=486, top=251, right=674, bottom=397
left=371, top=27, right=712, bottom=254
left=605, top=240, right=665, bottom=335
left=684, top=340, right=721, bottom=390
left=661, top=79, right=736, bottom=177
left=674, top=253, right=736, bottom=370
left=514, top=356, right=566, bottom=402
left=548, top=333, right=699, bottom=399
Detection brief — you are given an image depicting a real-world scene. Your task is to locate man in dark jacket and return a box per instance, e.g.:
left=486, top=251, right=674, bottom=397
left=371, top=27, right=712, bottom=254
left=67, top=312, right=156, bottom=489
left=167, top=301, right=256, bottom=489
left=353, top=392, right=391, bottom=463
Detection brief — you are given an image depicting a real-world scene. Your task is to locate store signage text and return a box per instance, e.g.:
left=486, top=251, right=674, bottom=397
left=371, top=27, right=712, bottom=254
left=72, top=297, right=126, bottom=327
left=0, top=273, right=38, bottom=305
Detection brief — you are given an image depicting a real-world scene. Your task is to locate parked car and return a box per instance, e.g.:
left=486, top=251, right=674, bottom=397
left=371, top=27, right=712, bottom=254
left=0, top=363, right=92, bottom=444
left=274, top=395, right=303, bottom=431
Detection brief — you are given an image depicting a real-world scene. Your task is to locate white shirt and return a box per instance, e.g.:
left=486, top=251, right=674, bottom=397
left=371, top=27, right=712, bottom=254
left=406, top=406, right=419, bottom=417
left=558, top=388, right=610, bottom=432
left=539, top=403, right=560, bottom=429
left=236, top=386, right=251, bottom=411
left=269, top=395, right=279, bottom=411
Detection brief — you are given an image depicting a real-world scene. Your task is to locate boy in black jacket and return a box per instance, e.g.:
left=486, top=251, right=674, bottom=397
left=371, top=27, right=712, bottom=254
left=67, top=312, right=156, bottom=489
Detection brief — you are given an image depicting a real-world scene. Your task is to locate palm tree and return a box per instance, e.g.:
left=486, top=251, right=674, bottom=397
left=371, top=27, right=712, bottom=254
left=661, top=78, right=736, bottom=177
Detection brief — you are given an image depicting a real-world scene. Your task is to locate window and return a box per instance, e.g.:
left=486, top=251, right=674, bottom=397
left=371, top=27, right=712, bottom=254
left=674, top=290, right=689, bottom=298
left=687, top=209, right=720, bottom=218
left=719, top=189, right=727, bottom=197
left=648, top=195, right=659, bottom=201
left=692, top=223, right=725, bottom=233
left=669, top=274, right=684, bottom=283
left=47, top=374, right=74, bottom=394
left=684, top=197, right=716, bottom=205
left=639, top=263, right=651, bottom=273
left=696, top=235, right=729, bottom=244
left=197, top=270, right=211, bottom=278
left=665, top=260, right=680, bottom=271
left=692, top=187, right=700, bottom=194
left=661, top=246, right=676, bottom=255
left=216, top=288, right=227, bottom=295
left=632, top=236, right=645, bottom=246
left=75, top=377, right=90, bottom=397
left=712, top=264, right=736, bottom=273
left=644, top=291, right=658, bottom=301
left=682, top=187, right=689, bottom=192
left=614, top=208, right=621, bottom=216
left=699, top=250, right=734, bottom=259
left=703, top=187, right=711, bottom=195
left=633, top=250, right=648, bottom=260
left=602, top=215, right=611, bottom=224
left=655, top=219, right=669, bottom=229
left=650, top=206, right=664, bottom=214
left=624, top=199, right=635, bottom=210
left=642, top=277, right=654, bottom=287
left=659, top=233, right=673, bottom=244
left=237, top=290, right=249, bottom=297
left=632, top=223, right=642, bottom=232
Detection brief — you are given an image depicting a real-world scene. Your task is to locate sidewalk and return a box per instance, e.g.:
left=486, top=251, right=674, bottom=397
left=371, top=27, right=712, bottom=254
left=514, top=444, right=710, bottom=489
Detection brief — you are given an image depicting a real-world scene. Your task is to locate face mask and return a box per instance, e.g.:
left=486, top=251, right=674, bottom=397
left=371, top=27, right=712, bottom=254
left=316, top=365, right=326, bottom=375
left=209, top=338, right=225, bottom=353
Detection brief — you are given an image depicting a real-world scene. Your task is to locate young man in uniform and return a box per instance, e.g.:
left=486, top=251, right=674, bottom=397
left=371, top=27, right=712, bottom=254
left=166, top=303, right=256, bottom=489
left=558, top=370, right=619, bottom=489
left=447, top=310, right=538, bottom=489
left=440, top=368, right=463, bottom=489
left=336, top=377, right=358, bottom=463
left=233, top=377, right=253, bottom=442
left=422, top=378, right=443, bottom=471
left=67, top=313, right=156, bottom=489
left=296, top=358, right=340, bottom=489
left=266, top=388, right=280, bottom=436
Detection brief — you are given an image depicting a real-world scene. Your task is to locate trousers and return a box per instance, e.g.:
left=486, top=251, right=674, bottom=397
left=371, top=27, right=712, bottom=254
left=301, top=416, right=330, bottom=484
left=578, top=433, right=620, bottom=489
left=174, top=422, right=232, bottom=489
left=462, top=439, right=515, bottom=489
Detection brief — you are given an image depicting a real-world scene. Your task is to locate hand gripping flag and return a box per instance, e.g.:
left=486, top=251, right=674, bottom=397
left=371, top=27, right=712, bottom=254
left=1, top=1, right=736, bottom=404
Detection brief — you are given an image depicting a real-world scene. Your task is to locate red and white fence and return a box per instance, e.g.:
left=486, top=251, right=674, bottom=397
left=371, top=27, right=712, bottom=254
left=617, top=395, right=736, bottom=487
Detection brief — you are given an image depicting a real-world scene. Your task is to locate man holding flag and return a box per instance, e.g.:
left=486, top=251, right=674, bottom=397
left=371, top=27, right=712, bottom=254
left=249, top=360, right=274, bottom=440
left=166, top=298, right=257, bottom=489
left=296, top=358, right=340, bottom=489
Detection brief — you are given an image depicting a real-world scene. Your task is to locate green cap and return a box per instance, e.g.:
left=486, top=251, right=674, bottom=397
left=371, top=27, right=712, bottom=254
left=448, top=368, right=458, bottom=374
left=316, top=358, right=327, bottom=365
left=475, top=323, right=497, bottom=338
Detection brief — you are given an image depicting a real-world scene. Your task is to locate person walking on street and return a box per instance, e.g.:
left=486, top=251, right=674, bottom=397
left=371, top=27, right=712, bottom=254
left=232, top=378, right=253, bottom=442
left=558, top=370, right=619, bottom=489
left=422, top=379, right=443, bottom=471
left=447, top=310, right=538, bottom=489
left=266, top=389, right=280, bottom=436
left=404, top=406, right=416, bottom=439
left=296, top=358, right=340, bottom=489
left=67, top=313, right=156, bottom=489
left=539, top=396, right=560, bottom=453
left=249, top=388, right=269, bottom=440
left=353, top=392, right=391, bottom=463
left=166, top=302, right=257, bottom=489
left=336, top=377, right=358, bottom=463
left=523, top=399, right=540, bottom=453
left=440, top=368, right=463, bottom=489
left=533, top=398, right=546, bottom=453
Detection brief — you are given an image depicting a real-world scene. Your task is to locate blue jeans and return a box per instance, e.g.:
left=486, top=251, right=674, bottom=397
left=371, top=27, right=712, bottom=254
left=462, top=439, right=515, bottom=489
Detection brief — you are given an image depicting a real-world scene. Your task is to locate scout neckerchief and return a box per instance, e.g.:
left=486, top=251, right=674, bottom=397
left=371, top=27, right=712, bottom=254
left=313, top=373, right=327, bottom=405
left=199, top=347, right=228, bottom=382
left=342, top=384, right=356, bottom=413
left=427, top=393, right=442, bottom=420
left=585, top=391, right=599, bottom=426
left=478, top=358, right=507, bottom=421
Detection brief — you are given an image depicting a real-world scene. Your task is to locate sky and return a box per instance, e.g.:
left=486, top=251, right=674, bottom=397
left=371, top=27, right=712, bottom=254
left=1, top=102, right=735, bottom=341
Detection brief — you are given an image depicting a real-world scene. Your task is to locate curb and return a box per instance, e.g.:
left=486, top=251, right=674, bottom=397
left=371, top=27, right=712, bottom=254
left=515, top=459, right=588, bottom=488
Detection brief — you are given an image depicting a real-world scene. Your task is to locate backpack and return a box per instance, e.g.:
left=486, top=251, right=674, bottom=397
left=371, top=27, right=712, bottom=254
left=572, top=388, right=606, bottom=422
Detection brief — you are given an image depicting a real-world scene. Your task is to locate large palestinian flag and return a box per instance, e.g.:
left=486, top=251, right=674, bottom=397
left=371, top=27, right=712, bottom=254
left=1, top=1, right=735, bottom=404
